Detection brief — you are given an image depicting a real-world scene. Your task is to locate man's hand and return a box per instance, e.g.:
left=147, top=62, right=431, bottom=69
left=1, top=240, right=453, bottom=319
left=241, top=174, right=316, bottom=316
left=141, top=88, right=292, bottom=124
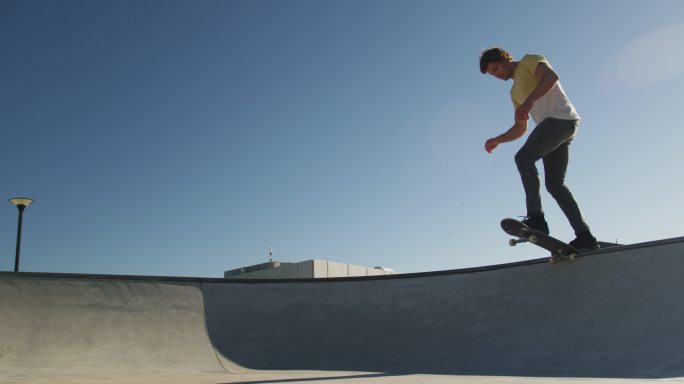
left=484, top=120, right=528, bottom=154
left=485, top=138, right=500, bottom=153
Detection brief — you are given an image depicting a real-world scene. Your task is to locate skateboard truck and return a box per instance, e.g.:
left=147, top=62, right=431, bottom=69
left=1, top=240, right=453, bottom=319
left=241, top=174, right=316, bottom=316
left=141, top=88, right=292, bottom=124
left=508, top=233, right=538, bottom=246
left=550, top=250, right=578, bottom=263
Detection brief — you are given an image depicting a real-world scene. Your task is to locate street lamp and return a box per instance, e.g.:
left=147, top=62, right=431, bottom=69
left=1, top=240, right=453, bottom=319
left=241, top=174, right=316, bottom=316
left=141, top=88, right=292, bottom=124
left=9, top=198, right=34, bottom=272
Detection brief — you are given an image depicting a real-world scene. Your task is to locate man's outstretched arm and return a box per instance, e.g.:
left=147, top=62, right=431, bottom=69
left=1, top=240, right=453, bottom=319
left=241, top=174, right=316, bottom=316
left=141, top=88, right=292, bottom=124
left=485, top=119, right=528, bottom=153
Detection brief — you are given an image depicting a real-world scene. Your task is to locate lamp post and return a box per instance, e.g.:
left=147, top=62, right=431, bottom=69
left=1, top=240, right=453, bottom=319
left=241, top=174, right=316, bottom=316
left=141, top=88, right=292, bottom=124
left=9, top=198, right=34, bottom=272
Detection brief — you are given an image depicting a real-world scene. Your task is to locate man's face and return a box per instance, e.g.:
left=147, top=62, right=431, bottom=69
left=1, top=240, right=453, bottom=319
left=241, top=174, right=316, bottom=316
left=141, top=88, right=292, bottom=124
left=486, top=61, right=511, bottom=81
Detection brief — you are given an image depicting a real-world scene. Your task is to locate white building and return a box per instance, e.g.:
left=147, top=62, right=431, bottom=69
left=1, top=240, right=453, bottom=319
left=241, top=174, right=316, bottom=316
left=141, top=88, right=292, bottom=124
left=224, top=260, right=395, bottom=279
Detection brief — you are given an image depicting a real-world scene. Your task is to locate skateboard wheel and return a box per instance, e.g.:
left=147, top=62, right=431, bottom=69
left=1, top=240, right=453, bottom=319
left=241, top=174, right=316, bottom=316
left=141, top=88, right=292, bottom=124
left=528, top=235, right=538, bottom=243
left=569, top=253, right=578, bottom=261
left=549, top=256, right=556, bottom=264
left=509, top=239, right=517, bottom=246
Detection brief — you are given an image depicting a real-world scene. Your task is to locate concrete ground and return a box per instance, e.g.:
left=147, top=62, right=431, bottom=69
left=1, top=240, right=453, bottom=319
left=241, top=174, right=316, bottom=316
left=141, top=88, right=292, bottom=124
left=2, top=237, right=684, bottom=384
left=2, top=372, right=684, bottom=384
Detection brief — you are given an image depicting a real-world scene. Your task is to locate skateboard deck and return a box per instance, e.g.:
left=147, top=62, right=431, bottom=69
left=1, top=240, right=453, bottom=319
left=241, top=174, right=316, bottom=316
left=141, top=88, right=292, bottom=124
left=501, top=218, right=579, bottom=263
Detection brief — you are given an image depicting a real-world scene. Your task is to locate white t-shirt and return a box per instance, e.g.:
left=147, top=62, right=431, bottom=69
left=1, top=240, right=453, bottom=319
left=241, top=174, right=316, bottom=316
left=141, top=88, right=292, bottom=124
left=511, top=54, right=580, bottom=124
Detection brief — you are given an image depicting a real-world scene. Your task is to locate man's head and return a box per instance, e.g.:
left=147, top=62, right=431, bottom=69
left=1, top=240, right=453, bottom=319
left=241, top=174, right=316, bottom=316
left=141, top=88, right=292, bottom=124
left=479, top=47, right=514, bottom=80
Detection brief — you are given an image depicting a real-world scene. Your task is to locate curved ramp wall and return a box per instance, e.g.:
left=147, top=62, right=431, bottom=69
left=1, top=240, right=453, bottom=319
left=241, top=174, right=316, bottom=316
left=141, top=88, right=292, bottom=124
left=205, top=238, right=684, bottom=378
left=1, top=237, right=684, bottom=379
left=0, top=276, right=226, bottom=377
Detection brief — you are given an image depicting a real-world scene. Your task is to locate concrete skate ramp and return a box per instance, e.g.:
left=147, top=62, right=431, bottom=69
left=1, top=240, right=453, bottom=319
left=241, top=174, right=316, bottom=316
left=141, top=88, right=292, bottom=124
left=0, top=277, right=227, bottom=377
left=2, top=237, right=684, bottom=380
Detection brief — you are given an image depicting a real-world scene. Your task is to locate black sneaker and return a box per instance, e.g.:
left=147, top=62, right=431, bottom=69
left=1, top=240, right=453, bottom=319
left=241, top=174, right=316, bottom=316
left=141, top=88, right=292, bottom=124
left=569, top=232, right=600, bottom=250
left=521, top=216, right=550, bottom=235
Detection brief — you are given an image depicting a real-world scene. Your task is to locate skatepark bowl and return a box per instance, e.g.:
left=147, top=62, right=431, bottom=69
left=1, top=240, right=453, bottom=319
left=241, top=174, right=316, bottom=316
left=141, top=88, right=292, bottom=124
left=3, top=237, right=684, bottom=384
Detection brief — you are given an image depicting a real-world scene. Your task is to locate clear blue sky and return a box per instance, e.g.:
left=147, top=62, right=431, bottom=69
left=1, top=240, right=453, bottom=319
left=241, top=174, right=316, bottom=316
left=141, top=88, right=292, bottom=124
left=2, top=0, right=683, bottom=277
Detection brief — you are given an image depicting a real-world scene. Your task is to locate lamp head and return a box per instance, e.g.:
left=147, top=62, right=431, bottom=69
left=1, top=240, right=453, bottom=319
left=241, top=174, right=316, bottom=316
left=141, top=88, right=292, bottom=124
left=9, top=198, right=34, bottom=208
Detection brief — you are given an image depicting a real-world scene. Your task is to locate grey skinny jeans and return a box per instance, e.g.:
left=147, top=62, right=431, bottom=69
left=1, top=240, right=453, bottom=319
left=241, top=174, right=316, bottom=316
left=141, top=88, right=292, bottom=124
left=514, top=118, right=590, bottom=235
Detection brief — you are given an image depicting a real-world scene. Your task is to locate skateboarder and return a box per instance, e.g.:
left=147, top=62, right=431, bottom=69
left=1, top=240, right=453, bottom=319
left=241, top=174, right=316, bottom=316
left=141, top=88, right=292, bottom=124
left=479, top=47, right=599, bottom=250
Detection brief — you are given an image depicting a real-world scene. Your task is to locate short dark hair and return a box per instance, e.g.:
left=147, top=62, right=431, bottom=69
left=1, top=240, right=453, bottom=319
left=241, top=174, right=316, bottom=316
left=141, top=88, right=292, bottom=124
left=479, top=47, right=512, bottom=74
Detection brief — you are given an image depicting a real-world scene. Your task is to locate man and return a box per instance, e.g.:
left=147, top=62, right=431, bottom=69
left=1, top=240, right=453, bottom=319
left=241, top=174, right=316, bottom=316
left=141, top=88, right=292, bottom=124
left=480, top=47, right=598, bottom=250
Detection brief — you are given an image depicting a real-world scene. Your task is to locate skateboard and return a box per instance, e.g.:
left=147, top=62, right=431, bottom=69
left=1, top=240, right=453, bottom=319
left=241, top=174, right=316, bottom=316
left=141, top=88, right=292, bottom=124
left=501, top=218, right=579, bottom=263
